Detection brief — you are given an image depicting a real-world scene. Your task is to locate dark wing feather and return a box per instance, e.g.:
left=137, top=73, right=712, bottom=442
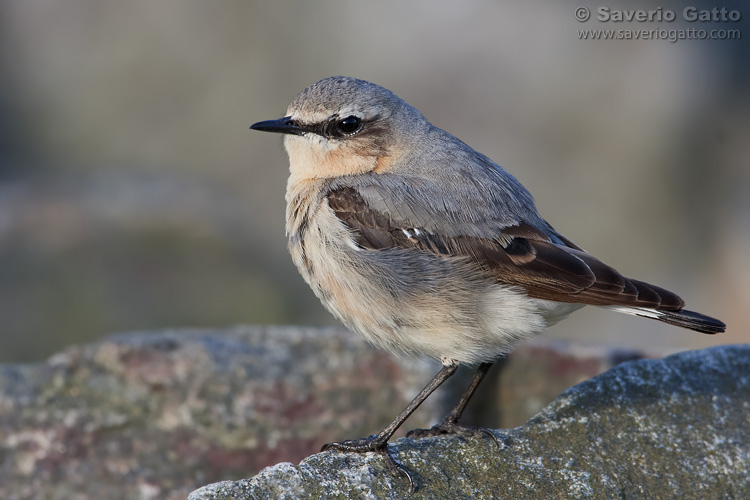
left=326, top=187, right=684, bottom=311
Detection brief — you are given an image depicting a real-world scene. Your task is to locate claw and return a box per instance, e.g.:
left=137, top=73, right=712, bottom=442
left=321, top=437, right=384, bottom=453
left=378, top=447, right=414, bottom=493
left=314, top=364, right=462, bottom=495
left=321, top=437, right=414, bottom=493
left=406, top=421, right=504, bottom=449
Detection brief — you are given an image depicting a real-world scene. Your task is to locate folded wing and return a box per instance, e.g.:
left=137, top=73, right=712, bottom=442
left=327, top=186, right=684, bottom=311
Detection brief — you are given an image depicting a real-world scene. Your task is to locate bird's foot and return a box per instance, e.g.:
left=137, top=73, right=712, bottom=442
left=321, top=436, right=414, bottom=492
left=406, top=420, right=504, bottom=448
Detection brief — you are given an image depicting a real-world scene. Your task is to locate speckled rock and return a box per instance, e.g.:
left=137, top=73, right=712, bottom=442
left=0, top=326, right=441, bottom=500
left=188, top=345, right=750, bottom=500
left=0, top=325, right=718, bottom=500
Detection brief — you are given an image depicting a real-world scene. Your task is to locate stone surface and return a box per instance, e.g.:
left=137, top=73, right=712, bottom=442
left=189, top=345, right=750, bottom=500
left=0, top=326, right=441, bottom=500
left=0, top=325, right=708, bottom=500
left=494, top=341, right=657, bottom=428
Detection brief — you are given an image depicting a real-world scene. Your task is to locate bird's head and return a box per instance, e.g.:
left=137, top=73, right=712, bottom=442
left=251, top=76, right=428, bottom=181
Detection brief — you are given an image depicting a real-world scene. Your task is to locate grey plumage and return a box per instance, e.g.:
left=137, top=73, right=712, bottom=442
left=250, top=76, right=725, bottom=483
left=257, top=75, right=723, bottom=365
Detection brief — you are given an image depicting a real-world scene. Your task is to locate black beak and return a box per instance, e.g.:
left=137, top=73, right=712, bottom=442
left=250, top=116, right=306, bottom=136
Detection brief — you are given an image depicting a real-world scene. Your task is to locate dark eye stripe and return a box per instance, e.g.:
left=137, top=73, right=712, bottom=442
left=303, top=115, right=365, bottom=139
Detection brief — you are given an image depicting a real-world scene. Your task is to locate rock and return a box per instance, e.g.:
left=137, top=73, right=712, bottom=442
left=188, top=345, right=750, bottom=500
left=0, top=326, right=441, bottom=500
left=0, top=325, right=726, bottom=500
left=493, top=341, right=655, bottom=428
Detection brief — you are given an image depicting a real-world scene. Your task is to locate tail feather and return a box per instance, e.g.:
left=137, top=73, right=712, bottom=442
left=607, top=306, right=726, bottom=334
left=652, top=309, right=726, bottom=334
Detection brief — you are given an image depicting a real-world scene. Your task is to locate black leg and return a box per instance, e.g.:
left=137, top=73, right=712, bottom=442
left=406, top=362, right=501, bottom=445
left=321, top=363, right=459, bottom=490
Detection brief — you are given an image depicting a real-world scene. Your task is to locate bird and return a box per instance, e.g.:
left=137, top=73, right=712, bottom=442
left=250, top=76, right=725, bottom=486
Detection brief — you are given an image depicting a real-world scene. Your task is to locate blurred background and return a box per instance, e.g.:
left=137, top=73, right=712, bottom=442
left=0, top=0, right=747, bottom=362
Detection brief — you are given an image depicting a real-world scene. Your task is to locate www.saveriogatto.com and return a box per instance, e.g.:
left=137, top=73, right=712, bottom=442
left=574, top=6, right=742, bottom=42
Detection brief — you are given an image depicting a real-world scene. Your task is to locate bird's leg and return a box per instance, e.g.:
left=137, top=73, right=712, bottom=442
left=407, top=362, right=502, bottom=446
left=321, top=363, right=458, bottom=489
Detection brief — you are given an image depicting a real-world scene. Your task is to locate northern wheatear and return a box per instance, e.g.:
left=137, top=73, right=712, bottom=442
left=250, top=76, right=725, bottom=484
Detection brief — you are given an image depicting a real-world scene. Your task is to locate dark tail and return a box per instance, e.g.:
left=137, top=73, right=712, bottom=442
left=608, top=306, right=726, bottom=334
left=653, top=309, right=726, bottom=334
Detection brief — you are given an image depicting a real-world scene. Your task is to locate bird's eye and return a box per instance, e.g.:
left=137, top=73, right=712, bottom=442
left=336, top=116, right=363, bottom=135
